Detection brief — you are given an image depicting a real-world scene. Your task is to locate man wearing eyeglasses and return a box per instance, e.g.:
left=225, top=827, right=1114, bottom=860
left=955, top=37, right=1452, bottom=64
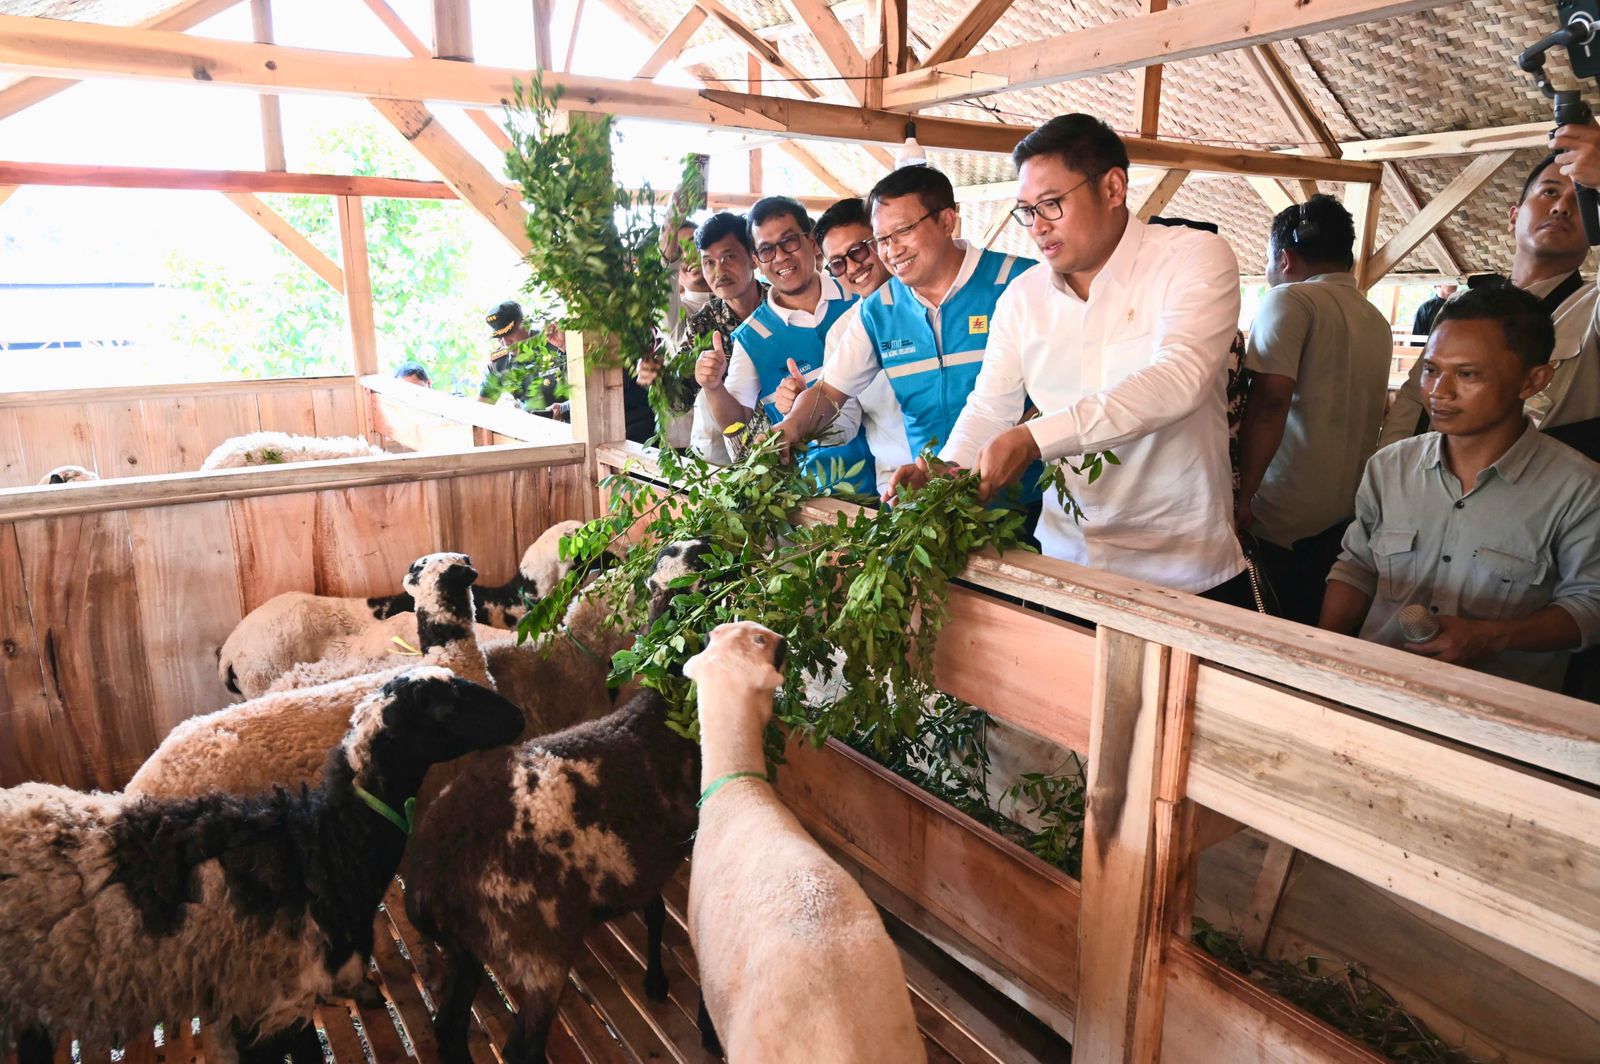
left=900, top=113, right=1249, bottom=604
left=697, top=195, right=875, bottom=493
left=778, top=167, right=1034, bottom=484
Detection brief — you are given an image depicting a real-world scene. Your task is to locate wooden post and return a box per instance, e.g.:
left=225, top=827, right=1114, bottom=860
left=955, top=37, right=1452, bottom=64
left=336, top=195, right=379, bottom=377
left=532, top=0, right=555, bottom=70
left=1131, top=0, right=1168, bottom=138
left=432, top=0, right=472, bottom=61
left=747, top=55, right=763, bottom=193
left=250, top=0, right=286, bottom=171
left=1076, top=630, right=1199, bottom=1062
left=1347, top=180, right=1382, bottom=291
left=1133, top=168, right=1188, bottom=221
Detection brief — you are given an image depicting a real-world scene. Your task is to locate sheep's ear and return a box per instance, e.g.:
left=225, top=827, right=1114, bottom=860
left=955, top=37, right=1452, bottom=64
left=49, top=473, right=65, bottom=484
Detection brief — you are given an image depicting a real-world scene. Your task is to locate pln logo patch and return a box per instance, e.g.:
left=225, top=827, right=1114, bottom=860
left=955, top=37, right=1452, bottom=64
left=968, top=314, right=989, bottom=335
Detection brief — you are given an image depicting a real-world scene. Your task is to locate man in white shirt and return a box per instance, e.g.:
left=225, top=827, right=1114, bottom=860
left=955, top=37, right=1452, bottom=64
left=896, top=113, right=1248, bottom=602
left=1235, top=194, right=1395, bottom=624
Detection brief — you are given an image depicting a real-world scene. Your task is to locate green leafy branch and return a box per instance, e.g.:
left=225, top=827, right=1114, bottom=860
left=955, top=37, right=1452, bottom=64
left=1036, top=450, right=1120, bottom=524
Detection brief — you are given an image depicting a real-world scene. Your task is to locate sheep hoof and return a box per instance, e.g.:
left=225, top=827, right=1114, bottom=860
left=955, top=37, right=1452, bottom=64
left=696, top=995, right=723, bottom=1058
left=642, top=968, right=669, bottom=1002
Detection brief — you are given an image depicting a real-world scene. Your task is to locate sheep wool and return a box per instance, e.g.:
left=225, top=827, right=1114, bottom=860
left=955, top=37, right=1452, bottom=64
left=198, top=431, right=384, bottom=471
left=683, top=622, right=925, bottom=1064
left=0, top=668, right=525, bottom=1062
left=37, top=465, right=100, bottom=485
left=129, top=553, right=493, bottom=800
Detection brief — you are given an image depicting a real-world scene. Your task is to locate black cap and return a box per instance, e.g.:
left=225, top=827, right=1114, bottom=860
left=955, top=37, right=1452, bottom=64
left=486, top=300, right=523, bottom=337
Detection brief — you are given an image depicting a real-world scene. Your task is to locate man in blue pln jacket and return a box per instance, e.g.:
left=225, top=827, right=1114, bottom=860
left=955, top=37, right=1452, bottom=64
left=778, top=165, right=1036, bottom=502
left=697, top=195, right=876, bottom=494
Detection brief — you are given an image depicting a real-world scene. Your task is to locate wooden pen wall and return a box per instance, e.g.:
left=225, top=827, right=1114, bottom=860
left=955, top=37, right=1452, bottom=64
left=0, top=377, right=372, bottom=488
left=0, top=452, right=590, bottom=791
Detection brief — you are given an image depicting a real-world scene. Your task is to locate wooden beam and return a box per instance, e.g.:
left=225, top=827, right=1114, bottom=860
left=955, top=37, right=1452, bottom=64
left=250, top=0, right=287, bottom=171
left=922, top=0, right=1016, bottom=67
left=1381, top=163, right=1463, bottom=276
left=1366, top=151, right=1514, bottom=284
left=357, top=0, right=513, bottom=152
left=0, top=20, right=1380, bottom=181
left=678, top=0, right=866, bottom=68
left=335, top=196, right=379, bottom=377
left=1239, top=839, right=1298, bottom=954
left=562, top=0, right=586, bottom=73
left=1246, top=175, right=1295, bottom=215
left=1238, top=44, right=1339, bottom=157
left=863, top=145, right=896, bottom=169
left=1130, top=0, right=1168, bottom=139
left=696, top=0, right=822, bottom=100
left=368, top=98, right=532, bottom=255
left=1340, top=121, right=1547, bottom=162
left=532, top=0, right=555, bottom=70
left=223, top=191, right=345, bottom=292
left=880, top=0, right=1439, bottom=111
left=1347, top=180, right=1381, bottom=290
left=0, top=186, right=15, bottom=210
left=1133, top=168, right=1188, bottom=221
left=775, top=0, right=868, bottom=104
left=0, top=161, right=457, bottom=198
left=979, top=207, right=1011, bottom=248
left=747, top=56, right=764, bottom=193
left=777, top=142, right=852, bottom=197
left=633, top=6, right=708, bottom=80
left=0, top=0, right=245, bottom=121
left=432, top=0, right=472, bottom=60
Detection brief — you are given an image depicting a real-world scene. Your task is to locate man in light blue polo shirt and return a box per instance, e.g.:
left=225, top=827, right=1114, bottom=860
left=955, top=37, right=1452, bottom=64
left=778, top=166, right=1034, bottom=474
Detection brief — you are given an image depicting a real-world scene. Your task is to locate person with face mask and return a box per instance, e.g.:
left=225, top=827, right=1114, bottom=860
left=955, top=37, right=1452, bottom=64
left=697, top=196, right=874, bottom=494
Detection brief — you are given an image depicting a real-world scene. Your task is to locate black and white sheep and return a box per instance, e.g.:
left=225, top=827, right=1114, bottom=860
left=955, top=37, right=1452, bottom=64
left=684, top=621, right=925, bottom=1063
left=403, top=540, right=712, bottom=1064
left=128, top=552, right=493, bottom=800
left=0, top=666, right=524, bottom=1064
left=37, top=465, right=100, bottom=485
left=198, top=431, right=385, bottom=470
left=219, top=521, right=585, bottom=698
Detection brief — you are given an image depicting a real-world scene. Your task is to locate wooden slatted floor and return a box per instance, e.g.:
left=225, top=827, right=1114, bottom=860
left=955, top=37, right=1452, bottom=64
left=9, top=863, right=1068, bottom=1064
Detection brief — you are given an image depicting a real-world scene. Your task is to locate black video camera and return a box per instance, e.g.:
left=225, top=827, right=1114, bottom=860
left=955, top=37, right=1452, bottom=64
left=1519, top=0, right=1600, bottom=245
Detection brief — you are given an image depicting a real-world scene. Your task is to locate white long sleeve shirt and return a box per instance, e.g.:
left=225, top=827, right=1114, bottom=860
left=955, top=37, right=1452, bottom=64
left=941, top=216, right=1245, bottom=594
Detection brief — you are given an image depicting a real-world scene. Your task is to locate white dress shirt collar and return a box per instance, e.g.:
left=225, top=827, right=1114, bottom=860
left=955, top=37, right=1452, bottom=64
left=1048, top=213, right=1142, bottom=303
left=766, top=272, right=847, bottom=327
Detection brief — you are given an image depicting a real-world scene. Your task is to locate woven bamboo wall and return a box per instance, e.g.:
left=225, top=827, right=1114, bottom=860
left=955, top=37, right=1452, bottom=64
left=0, top=377, right=373, bottom=489
left=0, top=452, right=591, bottom=790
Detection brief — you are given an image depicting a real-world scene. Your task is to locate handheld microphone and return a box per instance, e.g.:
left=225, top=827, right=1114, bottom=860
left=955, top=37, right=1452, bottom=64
left=1398, top=604, right=1440, bottom=644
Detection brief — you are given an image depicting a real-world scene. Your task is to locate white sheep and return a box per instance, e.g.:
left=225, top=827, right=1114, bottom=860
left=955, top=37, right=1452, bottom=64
left=128, top=552, right=493, bottom=801
left=219, top=521, right=585, bottom=698
left=198, top=431, right=384, bottom=470
left=0, top=666, right=524, bottom=1064
left=683, top=621, right=926, bottom=1064
left=37, top=465, right=100, bottom=485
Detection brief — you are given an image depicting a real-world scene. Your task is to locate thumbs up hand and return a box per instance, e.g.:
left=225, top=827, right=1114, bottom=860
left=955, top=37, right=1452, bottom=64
left=772, top=357, right=809, bottom=415
left=695, top=331, right=729, bottom=391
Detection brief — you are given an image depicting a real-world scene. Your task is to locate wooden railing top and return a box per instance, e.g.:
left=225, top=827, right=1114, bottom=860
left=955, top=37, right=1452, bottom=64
left=359, top=373, right=577, bottom=446
left=0, top=374, right=362, bottom=408
left=597, top=442, right=1600, bottom=787
left=1, top=441, right=585, bottom=521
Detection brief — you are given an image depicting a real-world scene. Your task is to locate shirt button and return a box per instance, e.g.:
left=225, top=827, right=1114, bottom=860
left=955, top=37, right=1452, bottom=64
left=1454, top=501, right=1465, bottom=509
left=1442, top=555, right=1452, bottom=562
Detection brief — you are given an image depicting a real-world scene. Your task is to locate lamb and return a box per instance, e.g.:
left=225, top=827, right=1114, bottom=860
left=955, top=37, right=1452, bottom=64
left=403, top=539, right=712, bottom=1064
left=0, top=666, right=525, bottom=1064
left=38, top=465, right=100, bottom=485
left=268, top=581, right=634, bottom=736
left=683, top=621, right=925, bottom=1063
left=128, top=552, right=494, bottom=800
left=198, top=430, right=384, bottom=470
left=219, top=521, right=586, bottom=698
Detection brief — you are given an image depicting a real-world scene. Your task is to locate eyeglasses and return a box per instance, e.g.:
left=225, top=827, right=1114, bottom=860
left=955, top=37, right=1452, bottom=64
left=824, top=240, right=875, bottom=277
left=753, top=232, right=809, bottom=263
left=1009, top=171, right=1106, bottom=227
left=872, top=210, right=936, bottom=252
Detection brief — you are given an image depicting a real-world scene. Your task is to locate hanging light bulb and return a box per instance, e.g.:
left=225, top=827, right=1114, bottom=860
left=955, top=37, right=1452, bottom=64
left=895, top=121, right=927, bottom=168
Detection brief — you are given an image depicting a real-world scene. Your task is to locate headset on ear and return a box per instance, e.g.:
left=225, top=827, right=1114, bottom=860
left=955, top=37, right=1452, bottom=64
left=1290, top=202, right=1321, bottom=245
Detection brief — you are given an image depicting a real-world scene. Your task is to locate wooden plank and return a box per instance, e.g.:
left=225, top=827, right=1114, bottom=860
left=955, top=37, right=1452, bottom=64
left=432, top=0, right=472, bottom=60
left=357, top=0, right=510, bottom=152
left=361, top=372, right=577, bottom=445
left=1237, top=44, right=1339, bottom=156
left=1347, top=180, right=1381, bottom=290
left=370, top=912, right=440, bottom=1060
left=314, top=480, right=439, bottom=596
left=7, top=402, right=97, bottom=488
left=0, top=444, right=586, bottom=522
left=0, top=523, right=77, bottom=787
left=584, top=924, right=718, bottom=1063
left=569, top=945, right=665, bottom=1062
left=12, top=511, right=159, bottom=789
left=1186, top=665, right=1600, bottom=985
left=0, top=411, right=28, bottom=488
left=250, top=0, right=286, bottom=170
left=1246, top=175, right=1296, bottom=215
left=254, top=387, right=319, bottom=437
left=878, top=0, right=1439, bottom=110
left=1133, top=168, right=1188, bottom=222
left=932, top=587, right=1094, bottom=755
left=1339, top=120, right=1548, bottom=162
left=1366, top=151, right=1515, bottom=284
left=0, top=160, right=454, bottom=199
left=86, top=399, right=153, bottom=480
left=1162, top=940, right=1382, bottom=1064
left=430, top=472, right=519, bottom=587
left=1379, top=163, right=1461, bottom=278
left=336, top=195, right=379, bottom=378
left=1239, top=838, right=1297, bottom=954
left=1074, top=629, right=1169, bottom=1062
left=128, top=502, right=243, bottom=732
left=228, top=491, right=317, bottom=612
left=224, top=192, right=344, bottom=291
left=191, top=392, right=264, bottom=468
left=775, top=734, right=1080, bottom=1020
left=1130, top=0, right=1168, bottom=138
left=923, top=0, right=1017, bottom=67
left=311, top=384, right=365, bottom=440
left=313, top=1005, right=368, bottom=1064
left=695, top=0, right=823, bottom=101
left=774, top=0, right=868, bottom=103
left=634, top=7, right=709, bottom=79
left=139, top=395, right=207, bottom=476
left=0, top=375, right=360, bottom=410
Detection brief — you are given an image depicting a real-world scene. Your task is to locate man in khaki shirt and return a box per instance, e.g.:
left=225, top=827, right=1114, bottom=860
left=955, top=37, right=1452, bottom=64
left=1323, top=284, right=1600, bottom=692
left=1236, top=195, right=1394, bottom=624
left=1378, top=156, right=1596, bottom=453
